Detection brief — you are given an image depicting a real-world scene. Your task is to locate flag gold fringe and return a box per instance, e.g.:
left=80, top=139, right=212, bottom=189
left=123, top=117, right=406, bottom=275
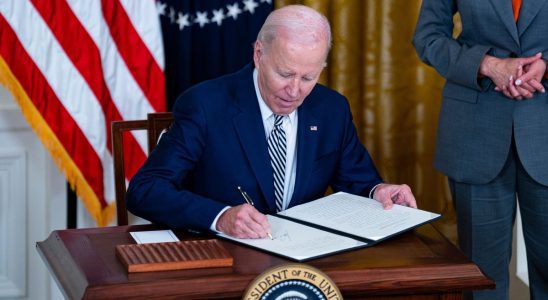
left=0, top=55, right=115, bottom=227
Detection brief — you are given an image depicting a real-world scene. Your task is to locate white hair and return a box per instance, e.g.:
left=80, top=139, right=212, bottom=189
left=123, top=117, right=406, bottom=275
left=256, top=5, right=332, bottom=57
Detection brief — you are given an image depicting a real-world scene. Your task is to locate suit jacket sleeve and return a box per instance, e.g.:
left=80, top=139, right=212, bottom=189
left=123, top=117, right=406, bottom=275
left=328, top=94, right=383, bottom=197
left=126, top=88, right=227, bottom=232
left=412, top=0, right=491, bottom=90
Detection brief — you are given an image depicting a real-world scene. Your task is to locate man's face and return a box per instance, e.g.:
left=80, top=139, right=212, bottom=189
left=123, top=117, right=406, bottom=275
left=253, top=36, right=326, bottom=115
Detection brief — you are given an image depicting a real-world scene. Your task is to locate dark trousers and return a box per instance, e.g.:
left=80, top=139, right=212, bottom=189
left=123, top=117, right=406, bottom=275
left=449, top=141, right=548, bottom=300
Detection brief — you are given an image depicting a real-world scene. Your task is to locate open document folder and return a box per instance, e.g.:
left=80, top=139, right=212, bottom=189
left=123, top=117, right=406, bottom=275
left=218, top=192, right=441, bottom=261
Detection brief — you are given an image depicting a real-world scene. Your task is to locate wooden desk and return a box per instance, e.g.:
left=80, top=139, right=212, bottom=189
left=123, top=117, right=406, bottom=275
left=37, top=224, right=493, bottom=299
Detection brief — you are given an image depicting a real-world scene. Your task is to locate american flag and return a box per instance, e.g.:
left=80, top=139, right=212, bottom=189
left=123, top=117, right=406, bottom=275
left=0, top=0, right=165, bottom=226
left=158, top=0, right=272, bottom=108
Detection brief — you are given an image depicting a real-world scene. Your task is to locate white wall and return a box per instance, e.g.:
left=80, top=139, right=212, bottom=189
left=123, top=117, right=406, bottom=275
left=0, top=84, right=150, bottom=300
left=510, top=210, right=530, bottom=299
left=0, top=86, right=64, bottom=300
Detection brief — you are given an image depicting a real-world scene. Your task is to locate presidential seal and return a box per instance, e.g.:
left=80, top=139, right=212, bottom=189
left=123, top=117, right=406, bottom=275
left=243, top=264, right=342, bottom=300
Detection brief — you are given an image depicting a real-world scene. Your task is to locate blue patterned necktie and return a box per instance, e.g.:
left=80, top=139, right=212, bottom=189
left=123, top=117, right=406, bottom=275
left=268, top=115, right=287, bottom=212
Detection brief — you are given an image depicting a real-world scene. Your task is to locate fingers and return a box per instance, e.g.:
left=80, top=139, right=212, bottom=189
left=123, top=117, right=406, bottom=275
left=501, top=78, right=537, bottom=99
left=519, top=52, right=542, bottom=66
left=248, top=209, right=271, bottom=236
left=516, top=85, right=533, bottom=98
left=373, top=184, right=417, bottom=210
left=501, top=84, right=513, bottom=99
left=515, top=72, right=535, bottom=88
left=505, top=75, right=539, bottom=99
left=513, top=65, right=534, bottom=95
left=381, top=197, right=394, bottom=210
left=516, top=64, right=523, bottom=81
left=216, top=205, right=271, bottom=239
left=527, top=79, right=546, bottom=93
left=372, top=184, right=394, bottom=209
left=391, top=184, right=417, bottom=209
left=513, top=53, right=546, bottom=95
left=516, top=81, right=536, bottom=93
left=506, top=76, right=523, bottom=99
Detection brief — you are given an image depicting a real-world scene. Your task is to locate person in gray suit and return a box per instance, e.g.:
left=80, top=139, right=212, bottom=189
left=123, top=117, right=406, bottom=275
left=413, top=0, right=548, bottom=299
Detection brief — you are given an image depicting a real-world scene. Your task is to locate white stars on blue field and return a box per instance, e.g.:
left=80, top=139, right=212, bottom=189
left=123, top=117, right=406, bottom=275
left=157, top=0, right=271, bottom=31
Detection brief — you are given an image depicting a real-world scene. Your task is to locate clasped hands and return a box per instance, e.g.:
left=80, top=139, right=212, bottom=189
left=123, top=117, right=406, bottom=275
left=480, top=52, right=546, bottom=100
left=215, top=183, right=417, bottom=239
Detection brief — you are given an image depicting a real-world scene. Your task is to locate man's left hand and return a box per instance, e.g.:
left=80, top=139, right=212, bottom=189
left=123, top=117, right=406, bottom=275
left=372, top=183, right=417, bottom=209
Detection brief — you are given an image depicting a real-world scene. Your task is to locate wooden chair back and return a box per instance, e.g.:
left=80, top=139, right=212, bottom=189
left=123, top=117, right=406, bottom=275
left=111, top=112, right=174, bottom=225
left=147, top=112, right=174, bottom=153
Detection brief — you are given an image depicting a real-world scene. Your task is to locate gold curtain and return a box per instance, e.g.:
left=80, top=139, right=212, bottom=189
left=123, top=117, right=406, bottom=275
left=275, top=0, right=456, bottom=241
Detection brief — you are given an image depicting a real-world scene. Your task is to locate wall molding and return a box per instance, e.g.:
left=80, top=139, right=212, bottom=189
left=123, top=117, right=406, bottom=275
left=0, top=149, right=27, bottom=298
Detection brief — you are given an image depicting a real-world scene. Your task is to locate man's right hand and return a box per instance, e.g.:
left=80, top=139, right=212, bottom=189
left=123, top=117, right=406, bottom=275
left=216, top=204, right=271, bottom=239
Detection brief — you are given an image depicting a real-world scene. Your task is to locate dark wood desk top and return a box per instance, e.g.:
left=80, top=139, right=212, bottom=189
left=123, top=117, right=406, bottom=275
left=37, top=224, right=493, bottom=299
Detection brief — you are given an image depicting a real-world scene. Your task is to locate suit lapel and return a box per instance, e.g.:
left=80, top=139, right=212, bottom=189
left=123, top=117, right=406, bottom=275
left=517, top=0, right=548, bottom=36
left=489, top=0, right=520, bottom=46
left=232, top=67, right=276, bottom=212
left=289, top=105, right=320, bottom=207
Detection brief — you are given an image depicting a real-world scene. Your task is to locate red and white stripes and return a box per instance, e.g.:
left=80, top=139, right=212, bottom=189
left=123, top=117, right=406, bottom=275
left=0, top=0, right=165, bottom=226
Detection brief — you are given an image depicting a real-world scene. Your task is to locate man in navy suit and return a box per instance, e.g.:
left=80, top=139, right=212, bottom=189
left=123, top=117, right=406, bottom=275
left=127, top=5, right=416, bottom=239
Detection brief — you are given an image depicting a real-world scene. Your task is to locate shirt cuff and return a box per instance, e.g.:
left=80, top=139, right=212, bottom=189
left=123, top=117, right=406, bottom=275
left=209, top=206, right=231, bottom=233
left=368, top=183, right=383, bottom=199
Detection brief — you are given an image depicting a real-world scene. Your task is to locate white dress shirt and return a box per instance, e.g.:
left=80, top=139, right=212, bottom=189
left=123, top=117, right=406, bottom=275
left=209, top=68, right=299, bottom=231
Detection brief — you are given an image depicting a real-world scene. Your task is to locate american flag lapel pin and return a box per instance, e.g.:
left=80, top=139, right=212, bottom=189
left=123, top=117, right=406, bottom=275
left=310, top=125, right=317, bottom=131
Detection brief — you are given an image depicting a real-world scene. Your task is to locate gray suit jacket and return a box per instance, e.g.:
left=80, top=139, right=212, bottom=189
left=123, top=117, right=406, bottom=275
left=413, top=0, right=548, bottom=185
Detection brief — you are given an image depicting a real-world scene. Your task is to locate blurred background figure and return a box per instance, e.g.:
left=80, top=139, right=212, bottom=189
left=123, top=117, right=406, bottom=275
left=413, top=0, right=548, bottom=299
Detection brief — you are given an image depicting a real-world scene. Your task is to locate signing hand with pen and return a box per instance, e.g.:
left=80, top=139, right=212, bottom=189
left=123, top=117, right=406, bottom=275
left=216, top=205, right=272, bottom=239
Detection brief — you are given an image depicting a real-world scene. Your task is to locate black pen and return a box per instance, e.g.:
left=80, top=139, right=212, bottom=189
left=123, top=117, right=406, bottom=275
left=237, top=186, right=273, bottom=240
left=237, top=185, right=254, bottom=206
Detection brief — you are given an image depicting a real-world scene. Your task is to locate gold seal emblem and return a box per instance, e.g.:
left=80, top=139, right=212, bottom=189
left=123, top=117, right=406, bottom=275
left=243, top=264, right=342, bottom=300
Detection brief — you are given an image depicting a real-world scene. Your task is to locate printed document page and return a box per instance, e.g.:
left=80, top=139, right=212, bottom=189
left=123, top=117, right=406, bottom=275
left=130, top=230, right=179, bottom=244
left=218, top=215, right=367, bottom=261
left=278, top=192, right=441, bottom=241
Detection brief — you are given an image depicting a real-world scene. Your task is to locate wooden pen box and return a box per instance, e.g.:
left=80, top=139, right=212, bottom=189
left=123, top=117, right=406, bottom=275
left=116, top=239, right=233, bottom=273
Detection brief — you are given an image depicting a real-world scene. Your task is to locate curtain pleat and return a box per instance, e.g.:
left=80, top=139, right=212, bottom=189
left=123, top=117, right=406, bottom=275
left=275, top=0, right=456, bottom=242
